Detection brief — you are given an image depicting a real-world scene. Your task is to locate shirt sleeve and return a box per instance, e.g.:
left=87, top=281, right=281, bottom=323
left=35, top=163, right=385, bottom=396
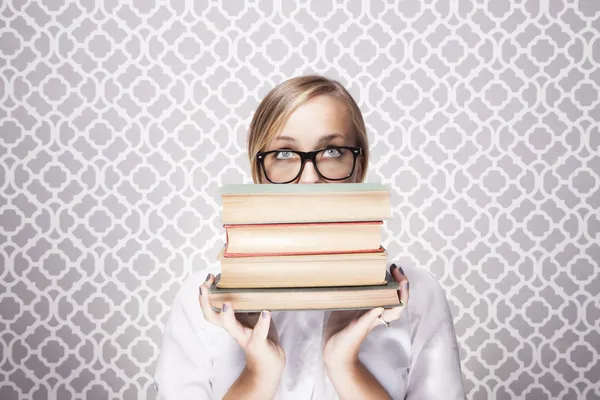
left=154, top=274, right=213, bottom=400
left=404, top=267, right=466, bottom=400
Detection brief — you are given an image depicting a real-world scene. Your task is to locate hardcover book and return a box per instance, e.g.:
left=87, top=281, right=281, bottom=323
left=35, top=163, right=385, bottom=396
left=224, top=221, right=383, bottom=256
left=216, top=246, right=388, bottom=289
left=221, top=183, right=390, bottom=224
left=209, top=272, right=401, bottom=312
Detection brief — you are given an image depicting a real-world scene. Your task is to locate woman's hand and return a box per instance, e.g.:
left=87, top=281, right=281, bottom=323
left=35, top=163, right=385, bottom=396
left=199, top=274, right=285, bottom=399
left=323, top=264, right=409, bottom=373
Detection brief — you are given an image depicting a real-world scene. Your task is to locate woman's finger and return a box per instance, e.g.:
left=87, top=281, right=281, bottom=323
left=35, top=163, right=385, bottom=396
left=390, top=264, right=405, bottom=286
left=399, top=278, right=409, bottom=306
left=198, top=273, right=220, bottom=324
left=390, top=264, right=409, bottom=306
left=378, top=265, right=410, bottom=324
left=252, top=310, right=272, bottom=342
left=351, top=307, right=385, bottom=345
left=380, top=294, right=407, bottom=324
left=220, top=303, right=246, bottom=343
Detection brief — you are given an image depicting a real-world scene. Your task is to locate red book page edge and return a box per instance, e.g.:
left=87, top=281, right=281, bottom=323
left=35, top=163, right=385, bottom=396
left=223, top=245, right=385, bottom=258
left=223, top=221, right=383, bottom=228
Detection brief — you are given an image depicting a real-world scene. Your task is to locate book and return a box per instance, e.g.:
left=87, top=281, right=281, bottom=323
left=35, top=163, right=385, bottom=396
left=224, top=221, right=383, bottom=256
left=216, top=246, right=388, bottom=288
left=209, top=272, right=401, bottom=312
left=221, top=183, right=390, bottom=224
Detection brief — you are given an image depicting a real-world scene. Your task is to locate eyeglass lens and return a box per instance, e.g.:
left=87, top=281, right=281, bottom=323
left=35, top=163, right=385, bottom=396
left=263, top=148, right=355, bottom=183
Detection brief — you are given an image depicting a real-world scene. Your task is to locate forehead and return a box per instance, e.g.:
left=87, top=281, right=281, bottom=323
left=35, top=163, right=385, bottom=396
left=275, top=95, right=353, bottom=144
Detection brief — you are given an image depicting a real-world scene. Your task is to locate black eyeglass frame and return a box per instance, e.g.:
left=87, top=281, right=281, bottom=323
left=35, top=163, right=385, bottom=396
left=256, top=146, right=363, bottom=184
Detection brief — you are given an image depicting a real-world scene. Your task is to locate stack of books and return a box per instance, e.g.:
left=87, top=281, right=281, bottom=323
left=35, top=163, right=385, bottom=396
left=208, top=183, right=402, bottom=312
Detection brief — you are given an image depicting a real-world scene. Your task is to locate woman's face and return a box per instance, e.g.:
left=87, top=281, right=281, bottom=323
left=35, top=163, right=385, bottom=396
left=261, top=95, right=362, bottom=184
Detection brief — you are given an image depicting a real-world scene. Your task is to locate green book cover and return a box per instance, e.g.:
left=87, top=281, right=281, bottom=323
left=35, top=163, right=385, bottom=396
left=220, top=182, right=388, bottom=195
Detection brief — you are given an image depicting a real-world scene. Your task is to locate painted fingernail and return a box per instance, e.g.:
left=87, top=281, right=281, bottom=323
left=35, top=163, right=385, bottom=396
left=204, top=273, right=211, bottom=282
left=261, top=310, right=268, bottom=319
left=390, top=264, right=397, bottom=273
left=406, top=281, right=410, bottom=291
left=199, top=286, right=203, bottom=296
left=399, top=266, right=405, bottom=275
left=222, top=303, right=228, bottom=312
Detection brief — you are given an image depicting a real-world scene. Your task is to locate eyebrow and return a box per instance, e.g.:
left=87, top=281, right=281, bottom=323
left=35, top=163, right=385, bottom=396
left=318, top=133, right=346, bottom=144
left=274, top=136, right=298, bottom=143
left=274, top=133, right=347, bottom=145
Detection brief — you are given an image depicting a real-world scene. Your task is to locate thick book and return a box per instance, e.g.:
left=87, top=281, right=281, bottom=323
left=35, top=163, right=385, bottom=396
left=221, top=183, right=390, bottom=224
left=209, top=272, right=400, bottom=312
left=216, top=246, right=388, bottom=288
left=224, top=221, right=383, bottom=256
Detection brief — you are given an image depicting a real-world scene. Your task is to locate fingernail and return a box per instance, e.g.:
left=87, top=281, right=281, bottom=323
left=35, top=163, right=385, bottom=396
left=406, top=281, right=410, bottom=291
left=399, top=266, right=405, bottom=275
left=261, top=310, right=268, bottom=319
left=222, top=303, right=228, bottom=312
left=199, top=286, right=203, bottom=296
left=390, top=264, right=397, bottom=273
left=204, top=273, right=211, bottom=282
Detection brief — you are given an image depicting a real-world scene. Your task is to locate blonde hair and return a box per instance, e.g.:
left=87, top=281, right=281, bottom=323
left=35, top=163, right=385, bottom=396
left=247, top=75, right=369, bottom=183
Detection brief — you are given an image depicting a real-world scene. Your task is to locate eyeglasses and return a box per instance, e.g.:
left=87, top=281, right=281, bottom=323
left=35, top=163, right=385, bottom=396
left=256, top=146, right=362, bottom=184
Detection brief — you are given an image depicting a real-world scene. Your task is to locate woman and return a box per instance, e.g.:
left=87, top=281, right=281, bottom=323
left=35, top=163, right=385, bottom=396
left=154, top=76, right=466, bottom=399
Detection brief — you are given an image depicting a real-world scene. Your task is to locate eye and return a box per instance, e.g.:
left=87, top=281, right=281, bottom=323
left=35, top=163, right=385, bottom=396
left=323, top=148, right=342, bottom=157
left=275, top=150, right=296, bottom=160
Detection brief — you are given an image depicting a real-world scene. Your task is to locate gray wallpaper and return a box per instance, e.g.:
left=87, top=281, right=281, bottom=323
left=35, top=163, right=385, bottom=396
left=1, top=0, right=599, bottom=399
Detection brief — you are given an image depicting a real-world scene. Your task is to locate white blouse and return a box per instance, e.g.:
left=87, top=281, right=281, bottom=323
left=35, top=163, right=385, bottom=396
left=154, top=264, right=466, bottom=399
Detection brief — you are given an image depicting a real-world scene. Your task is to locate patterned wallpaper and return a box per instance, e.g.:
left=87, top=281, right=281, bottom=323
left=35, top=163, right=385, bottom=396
left=1, top=0, right=599, bottom=399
